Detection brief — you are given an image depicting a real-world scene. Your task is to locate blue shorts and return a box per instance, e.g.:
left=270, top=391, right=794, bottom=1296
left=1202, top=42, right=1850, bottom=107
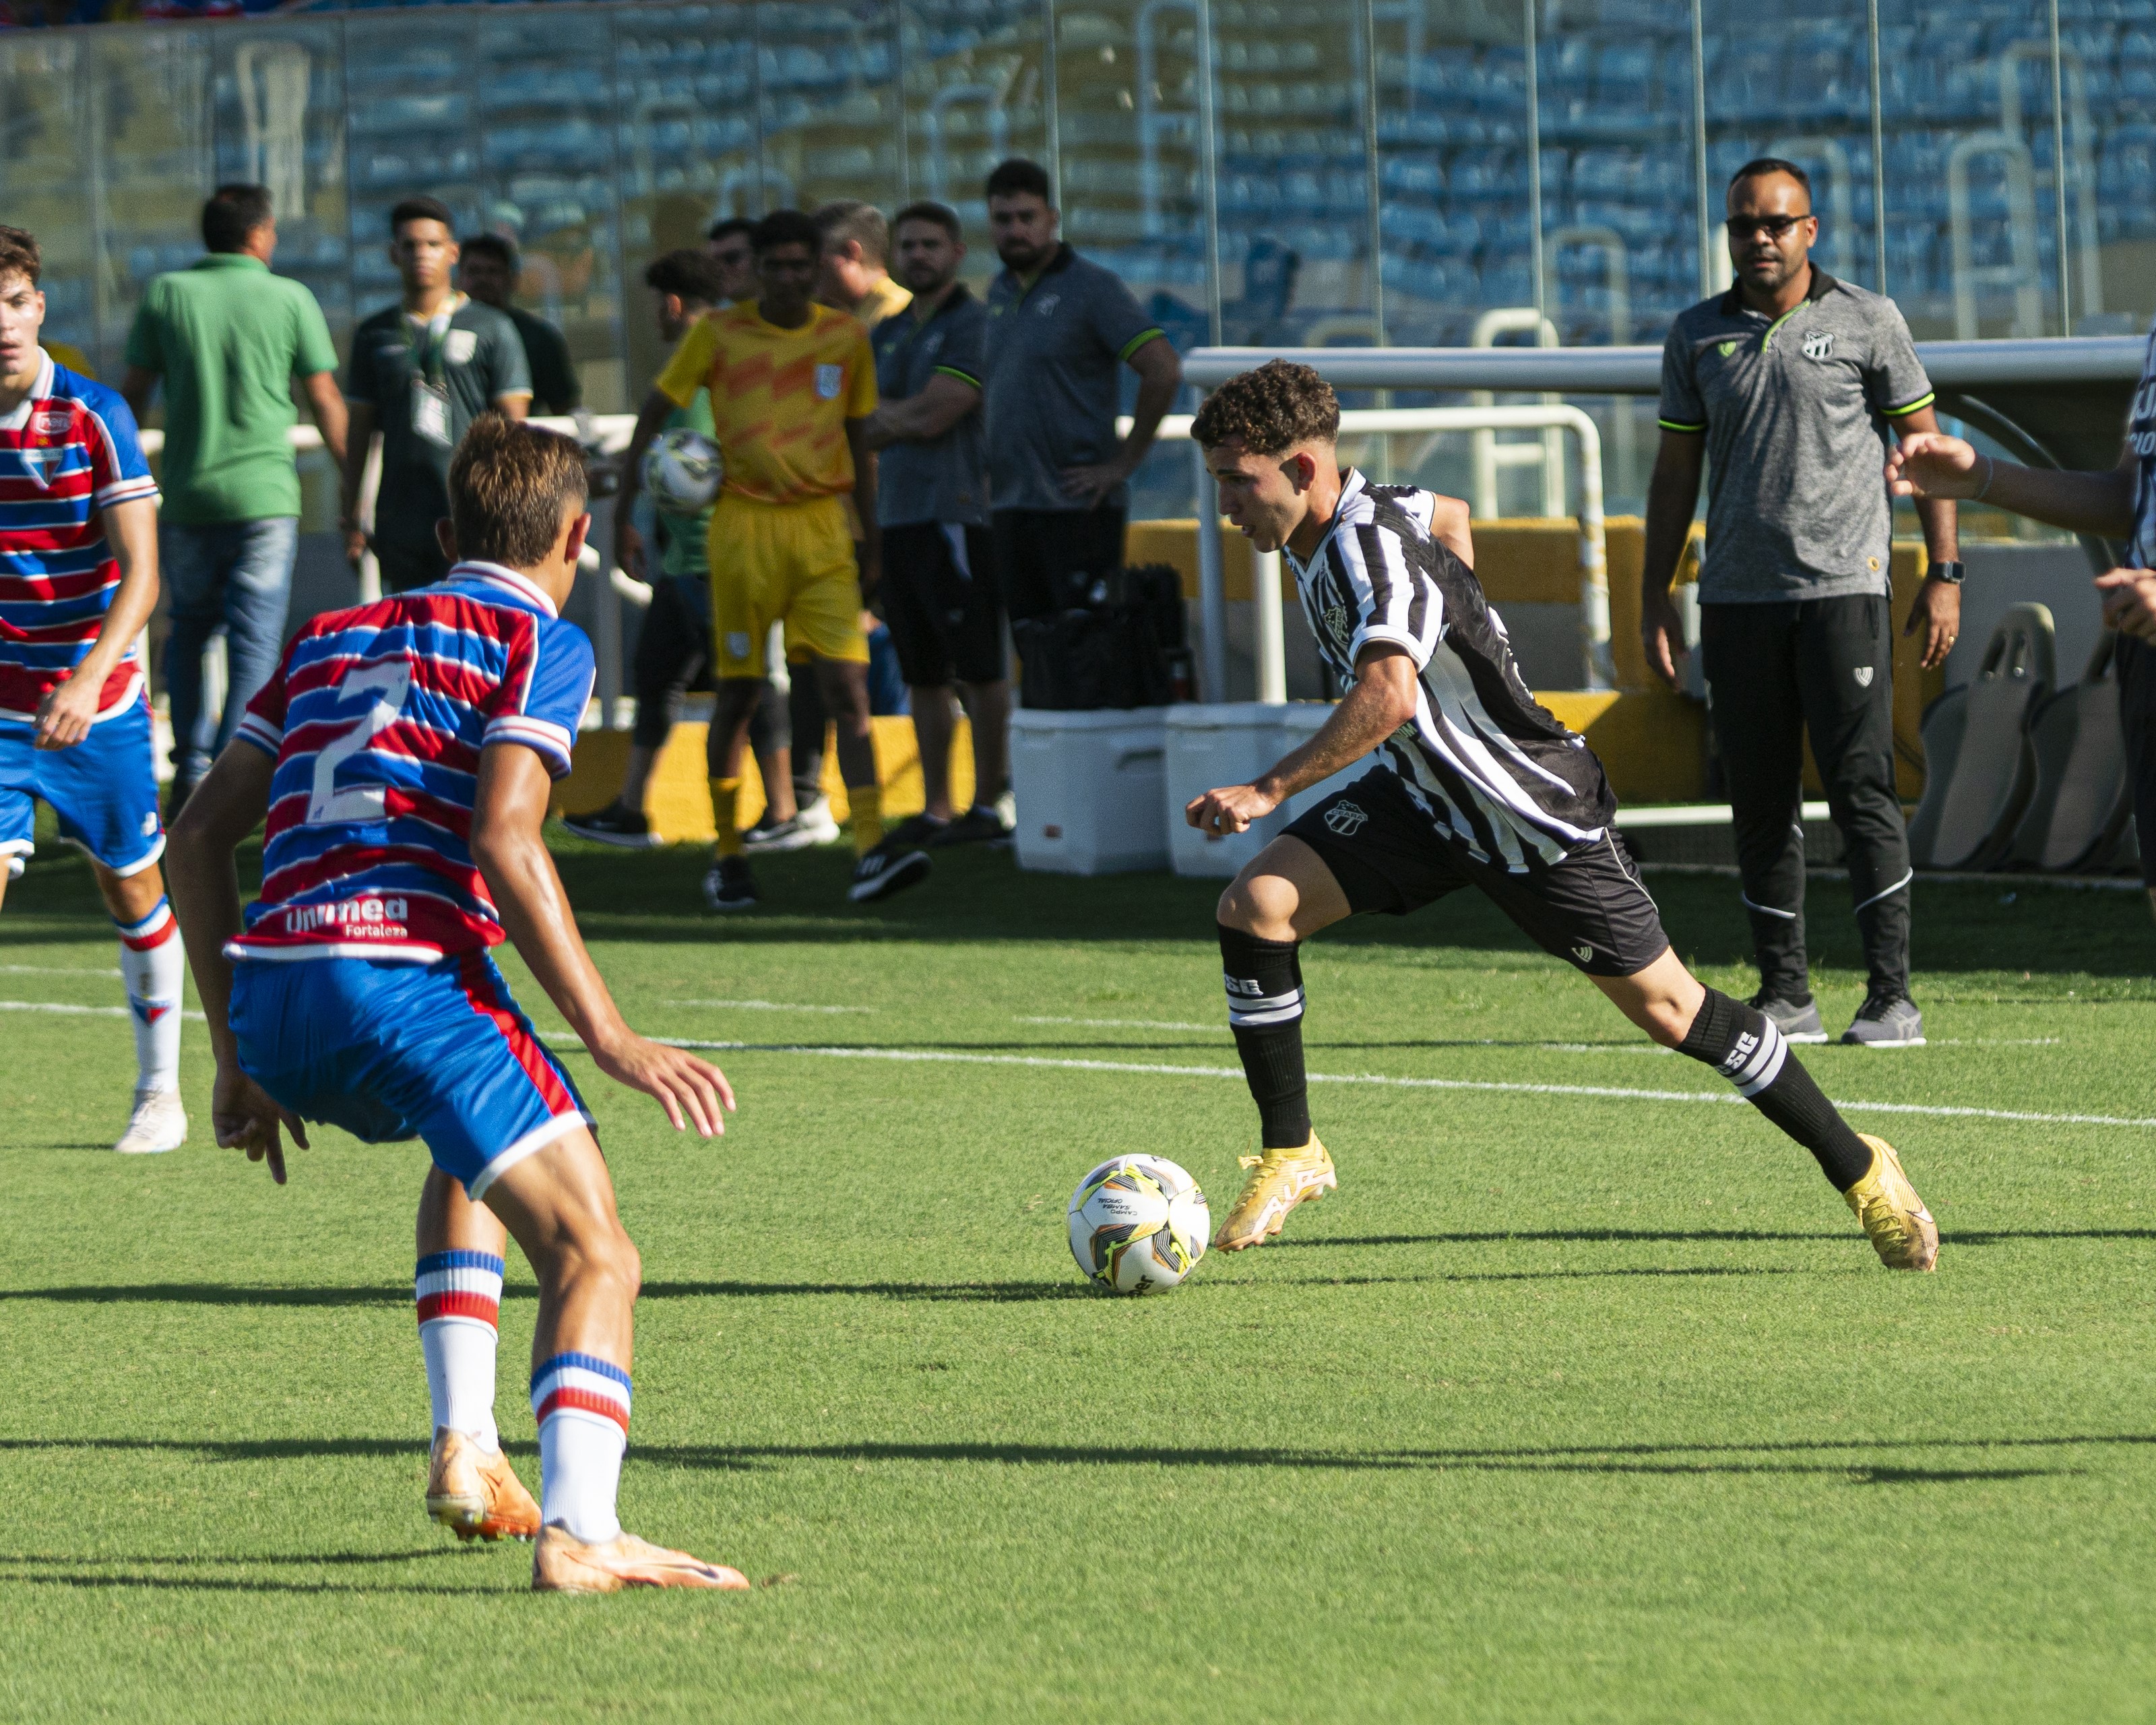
left=0, top=697, right=164, bottom=875
left=230, top=949, right=594, bottom=1199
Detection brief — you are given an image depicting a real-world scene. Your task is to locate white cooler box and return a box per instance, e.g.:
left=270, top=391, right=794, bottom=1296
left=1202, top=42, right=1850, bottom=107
left=1166, top=702, right=1370, bottom=878
left=1011, top=706, right=1170, bottom=874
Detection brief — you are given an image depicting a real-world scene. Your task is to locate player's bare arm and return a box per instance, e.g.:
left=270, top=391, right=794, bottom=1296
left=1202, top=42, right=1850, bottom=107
left=471, top=741, right=733, bottom=1137
left=1185, top=644, right=1416, bottom=838
left=859, top=373, right=978, bottom=450
left=1886, top=405, right=1963, bottom=670
left=494, top=391, right=532, bottom=422
left=165, top=741, right=310, bottom=1183
left=612, top=386, right=676, bottom=578
left=34, top=495, right=158, bottom=751
left=1639, top=427, right=1706, bottom=688
left=1062, top=334, right=1180, bottom=507
left=1426, top=492, right=1475, bottom=569
left=846, top=414, right=882, bottom=591
left=1887, top=431, right=2138, bottom=538
left=340, top=398, right=377, bottom=567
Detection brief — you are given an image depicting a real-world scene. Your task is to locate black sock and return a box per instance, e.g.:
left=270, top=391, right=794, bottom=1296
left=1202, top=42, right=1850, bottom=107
left=1677, top=986, right=1874, bottom=1190
left=1218, top=922, right=1310, bottom=1149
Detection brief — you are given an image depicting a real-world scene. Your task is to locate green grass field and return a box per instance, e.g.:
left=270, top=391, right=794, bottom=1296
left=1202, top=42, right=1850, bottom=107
left=6, top=821, right=2156, bottom=1723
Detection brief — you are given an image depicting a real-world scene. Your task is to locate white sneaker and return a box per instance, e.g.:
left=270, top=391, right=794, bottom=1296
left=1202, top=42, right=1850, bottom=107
left=114, top=1087, right=187, bottom=1155
left=794, top=795, right=842, bottom=845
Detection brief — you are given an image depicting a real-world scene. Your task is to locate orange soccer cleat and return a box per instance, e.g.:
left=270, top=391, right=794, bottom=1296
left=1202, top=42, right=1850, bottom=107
left=426, top=1427, right=542, bottom=1542
left=531, top=1524, right=752, bottom=1594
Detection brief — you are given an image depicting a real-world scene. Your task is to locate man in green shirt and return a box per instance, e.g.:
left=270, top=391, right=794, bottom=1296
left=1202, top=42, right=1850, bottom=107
left=341, top=197, right=532, bottom=594
left=121, top=183, right=348, bottom=803
left=457, top=234, right=583, bottom=418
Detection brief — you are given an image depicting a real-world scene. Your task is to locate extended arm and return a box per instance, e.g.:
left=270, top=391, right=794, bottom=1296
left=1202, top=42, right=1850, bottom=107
left=611, top=386, right=676, bottom=579
left=301, top=369, right=350, bottom=468
left=859, top=373, right=979, bottom=450
left=1639, top=429, right=1706, bottom=688
left=164, top=741, right=309, bottom=1181
left=846, top=416, right=881, bottom=592
left=1886, top=433, right=2137, bottom=539
left=1184, top=644, right=1417, bottom=836
left=1427, top=493, right=1475, bottom=569
left=34, top=496, right=160, bottom=749
left=471, top=744, right=732, bottom=1135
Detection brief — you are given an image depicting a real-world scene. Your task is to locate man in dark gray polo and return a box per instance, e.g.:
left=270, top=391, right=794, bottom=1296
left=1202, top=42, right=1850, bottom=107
left=860, top=201, right=1009, bottom=846
left=1642, top=157, right=1960, bottom=1049
left=980, top=158, right=1182, bottom=625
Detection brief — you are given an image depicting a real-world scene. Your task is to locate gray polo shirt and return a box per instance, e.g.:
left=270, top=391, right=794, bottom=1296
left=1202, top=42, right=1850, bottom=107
left=982, top=245, right=1164, bottom=514
left=2125, top=316, right=2156, bottom=567
left=872, top=283, right=990, bottom=528
left=1658, top=270, right=1934, bottom=604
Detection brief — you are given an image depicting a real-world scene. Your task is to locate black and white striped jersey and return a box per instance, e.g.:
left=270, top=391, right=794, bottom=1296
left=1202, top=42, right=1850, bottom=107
left=1286, top=469, right=1616, bottom=871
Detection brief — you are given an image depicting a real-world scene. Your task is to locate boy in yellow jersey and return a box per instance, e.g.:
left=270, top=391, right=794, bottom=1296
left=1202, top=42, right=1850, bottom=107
left=630, top=209, right=931, bottom=909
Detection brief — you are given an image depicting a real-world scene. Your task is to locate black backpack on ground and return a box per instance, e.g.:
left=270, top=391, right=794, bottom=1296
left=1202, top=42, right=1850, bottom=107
left=1013, top=563, right=1190, bottom=710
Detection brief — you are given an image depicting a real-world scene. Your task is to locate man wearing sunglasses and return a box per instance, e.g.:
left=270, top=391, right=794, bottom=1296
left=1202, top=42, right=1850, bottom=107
left=1642, top=157, right=1958, bottom=1050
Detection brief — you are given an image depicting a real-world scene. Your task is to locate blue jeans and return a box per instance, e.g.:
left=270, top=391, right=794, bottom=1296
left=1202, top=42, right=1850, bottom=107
left=160, top=516, right=298, bottom=788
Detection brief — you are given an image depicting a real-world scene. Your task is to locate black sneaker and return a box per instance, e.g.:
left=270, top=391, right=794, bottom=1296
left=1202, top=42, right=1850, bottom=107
left=563, top=801, right=656, bottom=848
left=703, top=855, right=759, bottom=911
left=1842, top=990, right=1926, bottom=1048
left=848, top=845, right=931, bottom=904
left=879, top=813, right=948, bottom=850
left=928, top=805, right=1011, bottom=847
left=1748, top=989, right=1828, bottom=1044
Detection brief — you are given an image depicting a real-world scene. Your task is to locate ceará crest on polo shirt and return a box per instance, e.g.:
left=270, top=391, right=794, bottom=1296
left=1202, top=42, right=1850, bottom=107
left=1802, top=330, right=1835, bottom=360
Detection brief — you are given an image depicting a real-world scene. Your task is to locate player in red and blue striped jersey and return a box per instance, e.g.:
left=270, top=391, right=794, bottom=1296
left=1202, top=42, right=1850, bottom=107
left=0, top=226, right=189, bottom=1157
left=168, top=416, right=749, bottom=1592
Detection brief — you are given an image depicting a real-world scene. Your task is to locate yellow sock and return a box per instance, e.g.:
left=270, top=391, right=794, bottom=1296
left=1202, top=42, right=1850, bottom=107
left=710, top=777, right=744, bottom=858
left=850, top=783, right=883, bottom=855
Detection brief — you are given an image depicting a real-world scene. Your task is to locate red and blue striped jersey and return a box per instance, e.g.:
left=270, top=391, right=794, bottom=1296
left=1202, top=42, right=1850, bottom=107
left=0, top=350, right=160, bottom=724
left=226, top=561, right=595, bottom=964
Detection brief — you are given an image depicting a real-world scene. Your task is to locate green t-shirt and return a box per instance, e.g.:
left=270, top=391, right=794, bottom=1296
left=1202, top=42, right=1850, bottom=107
left=656, top=386, right=716, bottom=579
left=122, top=253, right=339, bottom=526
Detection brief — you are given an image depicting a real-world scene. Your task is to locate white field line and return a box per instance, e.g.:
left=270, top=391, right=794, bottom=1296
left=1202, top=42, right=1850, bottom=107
left=0, top=964, right=123, bottom=977
left=538, top=1031, right=2156, bottom=1131
left=1019, top=1014, right=1220, bottom=1032
left=0, top=999, right=207, bottom=1022
left=662, top=999, right=878, bottom=1014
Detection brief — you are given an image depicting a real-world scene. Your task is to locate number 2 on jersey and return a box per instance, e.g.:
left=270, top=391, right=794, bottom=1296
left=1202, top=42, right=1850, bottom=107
left=307, top=659, right=412, bottom=825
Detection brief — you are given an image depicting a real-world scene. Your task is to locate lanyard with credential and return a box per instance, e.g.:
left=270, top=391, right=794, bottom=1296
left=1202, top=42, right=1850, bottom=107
left=408, top=296, right=462, bottom=445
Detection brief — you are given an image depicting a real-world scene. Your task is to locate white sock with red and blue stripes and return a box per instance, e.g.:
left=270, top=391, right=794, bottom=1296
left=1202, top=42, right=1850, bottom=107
left=416, top=1251, right=504, bottom=1451
left=115, top=897, right=182, bottom=1094
left=531, top=1352, right=629, bottom=1543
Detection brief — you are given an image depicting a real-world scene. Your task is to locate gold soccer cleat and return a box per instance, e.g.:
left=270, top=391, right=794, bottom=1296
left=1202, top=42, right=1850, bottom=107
left=426, top=1427, right=542, bottom=1542
left=1212, top=1136, right=1337, bottom=1252
left=532, top=1525, right=751, bottom=1594
left=1843, top=1135, right=1939, bottom=1272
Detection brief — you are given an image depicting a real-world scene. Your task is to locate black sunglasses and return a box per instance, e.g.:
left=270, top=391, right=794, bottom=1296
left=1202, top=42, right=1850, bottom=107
left=1725, top=214, right=1811, bottom=240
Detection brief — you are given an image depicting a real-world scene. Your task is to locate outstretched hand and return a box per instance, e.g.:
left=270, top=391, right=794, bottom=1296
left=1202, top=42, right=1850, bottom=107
left=594, top=1033, right=735, bottom=1137
left=211, top=1064, right=309, bottom=1185
left=1886, top=431, right=1983, bottom=501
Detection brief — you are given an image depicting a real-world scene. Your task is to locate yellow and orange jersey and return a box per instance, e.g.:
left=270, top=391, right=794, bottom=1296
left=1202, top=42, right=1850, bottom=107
left=656, top=301, right=877, bottom=507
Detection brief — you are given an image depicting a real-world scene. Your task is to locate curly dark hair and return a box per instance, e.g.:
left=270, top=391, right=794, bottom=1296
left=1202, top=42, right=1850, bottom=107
left=1191, top=359, right=1339, bottom=454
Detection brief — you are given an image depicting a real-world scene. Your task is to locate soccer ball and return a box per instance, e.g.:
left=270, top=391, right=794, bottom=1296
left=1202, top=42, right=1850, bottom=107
left=641, top=428, right=724, bottom=513
left=1067, top=1155, right=1210, bottom=1294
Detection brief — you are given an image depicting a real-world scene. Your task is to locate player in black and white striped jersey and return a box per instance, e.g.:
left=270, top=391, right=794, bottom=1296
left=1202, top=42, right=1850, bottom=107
left=1184, top=360, right=1937, bottom=1272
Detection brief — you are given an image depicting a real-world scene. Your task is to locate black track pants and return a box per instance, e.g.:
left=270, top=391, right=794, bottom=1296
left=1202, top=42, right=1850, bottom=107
left=1700, top=592, right=1912, bottom=1000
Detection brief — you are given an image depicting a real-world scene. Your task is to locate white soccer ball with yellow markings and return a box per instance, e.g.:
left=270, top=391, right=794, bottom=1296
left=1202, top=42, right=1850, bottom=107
left=1067, top=1154, right=1209, bottom=1294
left=641, top=427, right=724, bottom=513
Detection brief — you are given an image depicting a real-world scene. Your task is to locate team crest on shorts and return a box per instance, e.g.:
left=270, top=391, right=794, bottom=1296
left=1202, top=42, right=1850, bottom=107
left=1323, top=801, right=1368, bottom=836
left=1853, top=664, right=1874, bottom=687
left=1573, top=943, right=1594, bottom=964
left=726, top=631, right=752, bottom=660
left=141, top=809, right=159, bottom=838
left=1802, top=330, right=1835, bottom=360
left=815, top=364, right=844, bottom=400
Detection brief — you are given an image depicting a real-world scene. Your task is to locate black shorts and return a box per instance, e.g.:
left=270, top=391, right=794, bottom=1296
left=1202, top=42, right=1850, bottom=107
left=1282, top=769, right=1670, bottom=978
left=881, top=521, right=1005, bottom=687
left=2117, top=633, right=2156, bottom=885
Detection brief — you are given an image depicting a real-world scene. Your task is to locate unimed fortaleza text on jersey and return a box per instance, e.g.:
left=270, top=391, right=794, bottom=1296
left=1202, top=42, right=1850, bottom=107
left=1286, top=470, right=1615, bottom=871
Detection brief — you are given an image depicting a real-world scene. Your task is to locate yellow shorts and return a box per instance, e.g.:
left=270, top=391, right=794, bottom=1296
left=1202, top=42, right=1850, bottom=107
left=706, top=492, right=867, bottom=679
